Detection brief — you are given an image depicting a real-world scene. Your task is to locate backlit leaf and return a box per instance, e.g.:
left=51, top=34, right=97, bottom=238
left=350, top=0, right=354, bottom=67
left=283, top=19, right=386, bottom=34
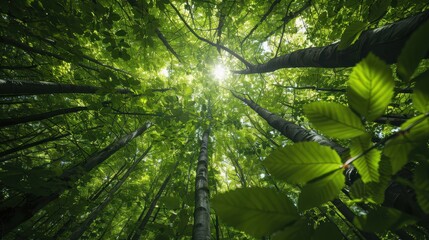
left=298, top=170, right=345, bottom=211
left=350, top=134, right=381, bottom=183
left=212, top=188, right=299, bottom=237
left=348, top=53, right=394, bottom=121
left=412, top=76, right=429, bottom=113
left=397, top=19, right=429, bottom=81
left=265, top=142, right=342, bottom=184
left=304, top=102, right=366, bottom=139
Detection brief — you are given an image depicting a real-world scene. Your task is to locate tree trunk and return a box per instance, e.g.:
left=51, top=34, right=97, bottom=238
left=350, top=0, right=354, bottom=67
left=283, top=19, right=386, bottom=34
left=192, top=128, right=211, bottom=240
left=0, top=106, right=89, bottom=127
left=235, top=11, right=429, bottom=74
left=69, top=146, right=152, bottom=240
left=131, top=161, right=178, bottom=240
left=0, top=79, right=132, bottom=95
left=88, top=163, right=128, bottom=202
left=0, top=123, right=151, bottom=236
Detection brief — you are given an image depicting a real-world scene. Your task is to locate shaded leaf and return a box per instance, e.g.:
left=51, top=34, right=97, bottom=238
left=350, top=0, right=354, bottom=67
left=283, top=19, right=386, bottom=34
left=397, top=19, right=429, bottom=81
left=298, top=170, right=345, bottom=211
left=368, top=0, right=391, bottom=22
left=304, top=102, right=366, bottom=139
left=384, top=114, right=429, bottom=173
left=348, top=53, right=394, bottom=121
left=353, top=207, right=416, bottom=232
left=414, top=161, right=429, bottom=214
left=212, top=188, right=299, bottom=237
left=115, top=29, right=127, bottom=36
left=350, top=134, right=381, bottom=183
left=338, top=21, right=369, bottom=50
left=272, top=218, right=313, bottom=240
left=311, top=222, right=343, bottom=240
left=265, top=142, right=342, bottom=184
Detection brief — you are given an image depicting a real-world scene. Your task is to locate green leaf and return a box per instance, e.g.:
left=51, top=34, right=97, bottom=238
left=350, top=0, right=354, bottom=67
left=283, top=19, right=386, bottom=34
left=160, top=196, right=181, bottom=209
left=115, top=29, right=127, bottom=36
left=311, top=222, right=343, bottom=240
left=397, top=19, right=429, bottom=81
left=414, top=161, right=429, bottom=214
left=412, top=77, right=429, bottom=113
left=338, top=21, right=369, bottom=50
left=353, top=207, right=416, bottom=232
left=384, top=114, right=429, bottom=173
left=350, top=134, right=381, bottom=183
left=304, top=102, right=366, bottom=139
left=348, top=53, right=394, bottom=121
left=368, top=0, right=391, bottom=22
left=212, top=188, right=299, bottom=237
left=272, top=218, right=313, bottom=240
left=298, top=170, right=345, bottom=211
left=265, top=142, right=342, bottom=184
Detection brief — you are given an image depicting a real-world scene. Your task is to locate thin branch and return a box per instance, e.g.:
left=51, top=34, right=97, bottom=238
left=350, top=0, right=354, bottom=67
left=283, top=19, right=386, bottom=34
left=241, top=0, right=282, bottom=46
left=169, top=2, right=253, bottom=68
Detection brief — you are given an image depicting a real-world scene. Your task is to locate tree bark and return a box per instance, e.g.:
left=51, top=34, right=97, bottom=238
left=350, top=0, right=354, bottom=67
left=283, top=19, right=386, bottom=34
left=0, top=79, right=132, bottom=95
left=69, top=146, right=152, bottom=240
left=235, top=11, right=429, bottom=74
left=0, top=123, right=151, bottom=236
left=192, top=128, right=211, bottom=240
left=0, top=106, right=89, bottom=128
left=131, top=161, right=178, bottom=240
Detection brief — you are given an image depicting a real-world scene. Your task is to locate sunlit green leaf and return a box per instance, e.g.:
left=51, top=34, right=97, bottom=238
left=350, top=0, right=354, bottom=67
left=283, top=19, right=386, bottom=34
left=397, top=19, right=429, bottom=81
left=298, top=170, right=345, bottom=211
left=212, top=188, right=299, bottom=237
left=304, top=102, right=366, bottom=139
left=348, top=53, right=394, bottom=121
left=338, top=21, right=369, bottom=50
left=265, top=142, right=342, bottom=184
left=412, top=77, right=429, bottom=113
left=350, top=134, right=381, bottom=183
left=353, top=207, right=416, bottom=232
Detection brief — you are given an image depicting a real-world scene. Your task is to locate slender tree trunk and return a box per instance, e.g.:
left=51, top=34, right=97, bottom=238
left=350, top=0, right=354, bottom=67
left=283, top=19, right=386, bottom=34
left=69, top=146, right=152, bottom=240
left=0, top=106, right=89, bottom=127
left=88, top=163, right=128, bottom=202
left=0, top=123, right=151, bottom=236
left=0, top=79, right=132, bottom=95
left=235, top=11, right=429, bottom=74
left=192, top=128, right=211, bottom=240
left=131, top=161, right=178, bottom=240
left=0, top=133, right=69, bottom=160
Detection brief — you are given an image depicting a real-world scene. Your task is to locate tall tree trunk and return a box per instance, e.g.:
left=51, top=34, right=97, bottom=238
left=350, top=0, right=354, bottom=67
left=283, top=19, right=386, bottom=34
left=0, top=123, right=151, bottom=236
left=0, top=79, right=132, bottom=95
left=131, top=161, right=178, bottom=240
left=235, top=11, right=429, bottom=74
left=192, top=128, right=211, bottom=240
left=88, top=163, right=128, bottom=202
left=69, top=146, right=152, bottom=240
left=0, top=106, right=89, bottom=127
left=232, top=92, right=424, bottom=219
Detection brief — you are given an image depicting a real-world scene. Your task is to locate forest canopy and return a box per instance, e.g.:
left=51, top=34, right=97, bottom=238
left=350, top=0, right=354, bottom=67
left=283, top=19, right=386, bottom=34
left=1, top=0, right=429, bottom=239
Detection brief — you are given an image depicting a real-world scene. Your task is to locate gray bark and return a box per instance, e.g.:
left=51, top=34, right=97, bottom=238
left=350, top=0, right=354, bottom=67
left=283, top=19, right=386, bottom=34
left=235, top=11, right=429, bottom=74
left=0, top=79, right=132, bottom=95
left=192, top=129, right=211, bottom=240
